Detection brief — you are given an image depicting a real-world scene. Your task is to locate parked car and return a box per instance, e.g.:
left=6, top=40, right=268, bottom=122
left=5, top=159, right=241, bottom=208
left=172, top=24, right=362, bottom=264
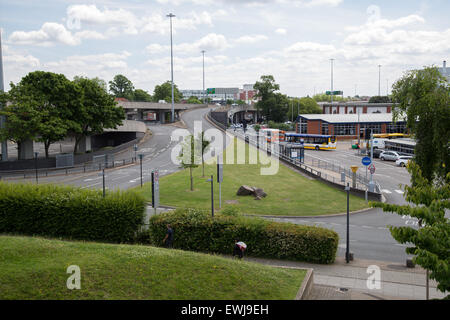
left=396, top=156, right=413, bottom=167
left=367, top=148, right=383, bottom=158
left=380, top=151, right=401, bottom=161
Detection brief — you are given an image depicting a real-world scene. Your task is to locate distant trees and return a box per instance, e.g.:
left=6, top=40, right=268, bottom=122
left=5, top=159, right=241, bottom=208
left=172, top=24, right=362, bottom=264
left=133, top=89, right=152, bottom=102
left=287, top=97, right=322, bottom=120
left=186, top=96, right=202, bottom=104
left=153, top=81, right=182, bottom=103
left=369, top=96, right=391, bottom=103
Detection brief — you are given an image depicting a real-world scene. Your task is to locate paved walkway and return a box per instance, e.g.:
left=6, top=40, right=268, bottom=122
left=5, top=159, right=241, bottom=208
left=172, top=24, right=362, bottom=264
left=242, top=256, right=447, bottom=300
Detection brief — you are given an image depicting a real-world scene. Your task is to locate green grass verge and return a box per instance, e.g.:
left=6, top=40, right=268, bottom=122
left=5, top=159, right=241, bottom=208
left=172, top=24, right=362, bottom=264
left=0, top=235, right=305, bottom=300
left=134, top=140, right=369, bottom=216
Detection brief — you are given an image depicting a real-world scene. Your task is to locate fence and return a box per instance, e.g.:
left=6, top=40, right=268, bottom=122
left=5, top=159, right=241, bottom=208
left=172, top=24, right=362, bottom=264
left=0, top=156, right=137, bottom=180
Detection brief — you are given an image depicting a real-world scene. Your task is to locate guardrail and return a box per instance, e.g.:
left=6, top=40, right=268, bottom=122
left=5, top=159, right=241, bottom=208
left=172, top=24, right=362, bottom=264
left=0, top=157, right=137, bottom=180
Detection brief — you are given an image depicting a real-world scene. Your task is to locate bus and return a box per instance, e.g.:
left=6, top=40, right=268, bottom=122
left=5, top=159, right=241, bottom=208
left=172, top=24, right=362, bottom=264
left=260, top=128, right=286, bottom=143
left=373, top=133, right=410, bottom=139
left=284, top=133, right=337, bottom=150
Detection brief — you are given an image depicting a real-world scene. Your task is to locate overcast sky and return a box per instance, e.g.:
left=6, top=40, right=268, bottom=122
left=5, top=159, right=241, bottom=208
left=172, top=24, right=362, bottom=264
left=1, top=0, right=449, bottom=97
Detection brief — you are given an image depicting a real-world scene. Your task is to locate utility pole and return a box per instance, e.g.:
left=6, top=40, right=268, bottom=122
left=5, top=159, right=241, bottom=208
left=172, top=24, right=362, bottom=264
left=201, top=50, right=206, bottom=104
left=330, top=58, right=335, bottom=104
left=167, top=13, right=176, bottom=123
left=0, top=30, right=7, bottom=162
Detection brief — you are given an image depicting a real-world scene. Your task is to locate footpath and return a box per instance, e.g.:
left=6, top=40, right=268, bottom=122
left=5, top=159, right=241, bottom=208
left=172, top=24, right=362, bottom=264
left=243, top=256, right=447, bottom=300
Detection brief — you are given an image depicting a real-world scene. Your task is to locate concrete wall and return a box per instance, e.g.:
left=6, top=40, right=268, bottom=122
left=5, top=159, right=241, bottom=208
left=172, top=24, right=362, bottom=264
left=210, top=111, right=228, bottom=127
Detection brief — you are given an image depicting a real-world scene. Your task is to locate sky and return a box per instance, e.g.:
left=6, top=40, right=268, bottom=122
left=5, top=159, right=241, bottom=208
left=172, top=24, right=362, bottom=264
left=0, top=0, right=449, bottom=97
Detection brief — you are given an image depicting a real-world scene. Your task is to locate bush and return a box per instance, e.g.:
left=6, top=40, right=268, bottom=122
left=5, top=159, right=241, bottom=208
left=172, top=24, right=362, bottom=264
left=0, top=182, right=145, bottom=243
left=149, top=208, right=339, bottom=264
left=267, top=121, right=294, bottom=131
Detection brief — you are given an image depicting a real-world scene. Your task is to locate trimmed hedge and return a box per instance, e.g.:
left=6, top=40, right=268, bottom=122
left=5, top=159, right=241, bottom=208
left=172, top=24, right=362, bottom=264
left=149, top=208, right=339, bottom=264
left=0, top=182, right=145, bottom=243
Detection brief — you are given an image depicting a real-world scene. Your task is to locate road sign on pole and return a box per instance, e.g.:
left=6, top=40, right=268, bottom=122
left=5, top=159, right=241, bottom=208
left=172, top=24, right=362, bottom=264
left=369, top=164, right=376, bottom=174
left=362, top=156, right=372, bottom=166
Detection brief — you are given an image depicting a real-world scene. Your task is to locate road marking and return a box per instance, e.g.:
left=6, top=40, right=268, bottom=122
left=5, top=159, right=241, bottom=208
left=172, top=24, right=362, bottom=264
left=395, top=189, right=404, bottom=194
left=382, top=189, right=392, bottom=194
left=361, top=225, right=373, bottom=229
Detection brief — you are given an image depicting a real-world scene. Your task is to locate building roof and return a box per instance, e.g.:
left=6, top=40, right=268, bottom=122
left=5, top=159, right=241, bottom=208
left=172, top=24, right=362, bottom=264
left=297, top=113, right=406, bottom=124
left=116, top=101, right=198, bottom=110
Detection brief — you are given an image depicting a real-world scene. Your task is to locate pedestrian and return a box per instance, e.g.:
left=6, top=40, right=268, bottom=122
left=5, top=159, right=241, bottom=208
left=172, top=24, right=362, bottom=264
left=162, top=224, right=174, bottom=248
left=233, top=239, right=247, bottom=259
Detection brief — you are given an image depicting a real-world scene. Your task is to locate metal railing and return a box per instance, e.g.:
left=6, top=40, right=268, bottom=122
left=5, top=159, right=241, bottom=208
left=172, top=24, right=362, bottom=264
left=0, top=157, right=137, bottom=180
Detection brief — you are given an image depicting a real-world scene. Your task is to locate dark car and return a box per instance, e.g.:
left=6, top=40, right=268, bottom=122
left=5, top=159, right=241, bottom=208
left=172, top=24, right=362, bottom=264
left=367, top=148, right=383, bottom=158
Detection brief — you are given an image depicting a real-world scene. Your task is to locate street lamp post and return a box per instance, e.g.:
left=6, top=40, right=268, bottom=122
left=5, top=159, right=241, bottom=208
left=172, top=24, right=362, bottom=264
left=206, top=175, right=214, bottom=217
left=167, top=13, right=176, bottom=123
left=201, top=50, right=206, bottom=104
left=139, top=154, right=144, bottom=187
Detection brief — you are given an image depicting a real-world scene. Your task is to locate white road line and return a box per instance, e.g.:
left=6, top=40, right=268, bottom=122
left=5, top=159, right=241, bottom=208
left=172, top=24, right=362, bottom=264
left=382, top=189, right=392, bottom=194
left=395, top=189, right=404, bottom=194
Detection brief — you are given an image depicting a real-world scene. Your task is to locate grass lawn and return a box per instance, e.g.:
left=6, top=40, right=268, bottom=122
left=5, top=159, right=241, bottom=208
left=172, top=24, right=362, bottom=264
left=134, top=140, right=369, bottom=216
left=0, top=235, right=305, bottom=300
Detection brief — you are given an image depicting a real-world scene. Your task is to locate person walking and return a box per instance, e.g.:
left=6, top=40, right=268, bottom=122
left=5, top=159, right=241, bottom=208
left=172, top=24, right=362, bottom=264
left=162, top=224, right=174, bottom=248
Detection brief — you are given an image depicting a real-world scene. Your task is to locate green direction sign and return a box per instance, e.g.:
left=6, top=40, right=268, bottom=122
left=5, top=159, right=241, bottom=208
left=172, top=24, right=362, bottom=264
left=326, top=91, right=343, bottom=95
left=207, top=88, right=215, bottom=94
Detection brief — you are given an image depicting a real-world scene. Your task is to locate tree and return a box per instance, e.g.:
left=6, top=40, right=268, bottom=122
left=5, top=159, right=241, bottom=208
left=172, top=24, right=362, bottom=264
left=133, top=89, right=152, bottom=102
left=178, top=134, right=201, bottom=191
left=254, top=75, right=288, bottom=122
left=369, top=96, right=391, bottom=103
left=287, top=97, right=322, bottom=120
left=109, top=74, right=134, bottom=100
left=391, top=66, right=450, bottom=182
left=72, top=77, right=125, bottom=153
left=153, top=81, right=182, bottom=103
left=199, top=131, right=211, bottom=177
left=372, top=162, right=450, bottom=298
left=313, top=93, right=349, bottom=103
left=0, top=71, right=82, bottom=158
left=187, top=96, right=202, bottom=104
left=226, top=99, right=233, bottom=105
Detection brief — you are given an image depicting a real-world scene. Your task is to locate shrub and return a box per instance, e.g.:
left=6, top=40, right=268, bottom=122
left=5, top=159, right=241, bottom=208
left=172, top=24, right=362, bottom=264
left=0, top=182, right=145, bottom=243
left=149, top=208, right=339, bottom=264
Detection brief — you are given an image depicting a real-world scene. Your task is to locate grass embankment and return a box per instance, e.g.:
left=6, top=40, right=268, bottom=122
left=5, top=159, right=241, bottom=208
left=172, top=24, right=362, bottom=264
left=134, top=140, right=368, bottom=216
left=0, top=235, right=305, bottom=300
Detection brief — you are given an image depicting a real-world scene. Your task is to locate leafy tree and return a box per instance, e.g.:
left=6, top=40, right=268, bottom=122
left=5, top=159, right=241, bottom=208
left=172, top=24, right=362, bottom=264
left=153, top=81, right=182, bottom=103
left=236, top=99, right=246, bottom=105
left=187, top=96, right=202, bottom=104
left=72, top=77, right=125, bottom=153
left=109, top=74, right=134, bottom=100
left=369, top=96, right=391, bottom=103
left=0, top=71, right=82, bottom=158
left=391, top=66, right=450, bottom=182
left=133, top=89, right=152, bottom=102
left=226, top=99, right=234, bottom=105
left=313, top=93, right=349, bottom=103
left=287, top=97, right=322, bottom=120
left=372, top=162, right=450, bottom=298
left=254, top=75, right=288, bottom=122
left=178, top=134, right=201, bottom=191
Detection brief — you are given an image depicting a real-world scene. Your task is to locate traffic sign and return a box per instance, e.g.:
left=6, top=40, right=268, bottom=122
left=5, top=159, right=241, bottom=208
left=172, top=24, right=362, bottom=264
left=207, top=88, right=215, bottom=94
left=326, top=90, right=343, bottom=95
left=369, top=164, right=375, bottom=174
left=362, top=156, right=372, bottom=166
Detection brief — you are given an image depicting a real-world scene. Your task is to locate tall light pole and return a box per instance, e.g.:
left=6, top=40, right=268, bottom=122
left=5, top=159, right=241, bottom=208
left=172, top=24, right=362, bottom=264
left=378, top=64, right=381, bottom=96
left=0, top=30, right=7, bottom=162
left=330, top=58, right=335, bottom=104
left=386, top=79, right=389, bottom=96
left=167, top=13, right=176, bottom=122
left=201, top=50, right=206, bottom=104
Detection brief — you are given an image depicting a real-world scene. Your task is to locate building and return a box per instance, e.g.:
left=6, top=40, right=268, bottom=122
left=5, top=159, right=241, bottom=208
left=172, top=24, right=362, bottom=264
left=296, top=113, right=407, bottom=139
left=438, top=60, right=450, bottom=82
left=320, top=102, right=394, bottom=114
left=239, top=84, right=257, bottom=104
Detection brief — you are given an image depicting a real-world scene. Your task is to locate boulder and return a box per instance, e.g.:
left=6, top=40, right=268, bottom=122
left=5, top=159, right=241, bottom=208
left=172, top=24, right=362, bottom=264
left=237, top=185, right=255, bottom=196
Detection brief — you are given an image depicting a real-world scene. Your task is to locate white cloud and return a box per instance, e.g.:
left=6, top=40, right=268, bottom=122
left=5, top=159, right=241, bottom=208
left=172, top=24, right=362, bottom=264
left=9, top=22, right=80, bottom=46
left=176, top=33, right=230, bottom=53
left=233, top=34, right=268, bottom=44
left=275, top=28, right=287, bottom=35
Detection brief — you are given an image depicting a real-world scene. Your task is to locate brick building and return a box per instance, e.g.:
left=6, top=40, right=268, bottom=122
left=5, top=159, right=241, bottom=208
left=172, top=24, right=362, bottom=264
left=320, top=102, right=394, bottom=114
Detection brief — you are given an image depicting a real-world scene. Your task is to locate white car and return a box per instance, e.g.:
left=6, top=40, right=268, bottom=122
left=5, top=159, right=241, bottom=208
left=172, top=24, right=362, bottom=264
left=379, top=151, right=401, bottom=161
left=396, top=156, right=413, bottom=167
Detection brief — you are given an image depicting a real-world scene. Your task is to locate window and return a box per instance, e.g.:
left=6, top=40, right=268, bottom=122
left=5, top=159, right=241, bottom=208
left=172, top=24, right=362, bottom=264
left=322, top=123, right=329, bottom=135
left=299, top=121, right=307, bottom=134
left=360, top=123, right=382, bottom=135
left=387, top=122, right=407, bottom=133
left=333, top=123, right=357, bottom=136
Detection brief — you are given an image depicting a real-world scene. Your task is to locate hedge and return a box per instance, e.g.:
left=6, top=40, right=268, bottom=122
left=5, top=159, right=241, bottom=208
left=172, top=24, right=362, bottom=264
left=0, top=182, right=145, bottom=243
left=149, top=208, right=339, bottom=264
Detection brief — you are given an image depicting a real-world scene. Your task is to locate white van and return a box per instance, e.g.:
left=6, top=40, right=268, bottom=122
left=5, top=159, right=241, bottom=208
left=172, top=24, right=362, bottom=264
left=368, top=138, right=387, bottom=149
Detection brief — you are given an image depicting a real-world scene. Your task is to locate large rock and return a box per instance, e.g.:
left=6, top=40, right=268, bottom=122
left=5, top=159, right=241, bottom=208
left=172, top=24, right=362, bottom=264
left=237, top=185, right=255, bottom=196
